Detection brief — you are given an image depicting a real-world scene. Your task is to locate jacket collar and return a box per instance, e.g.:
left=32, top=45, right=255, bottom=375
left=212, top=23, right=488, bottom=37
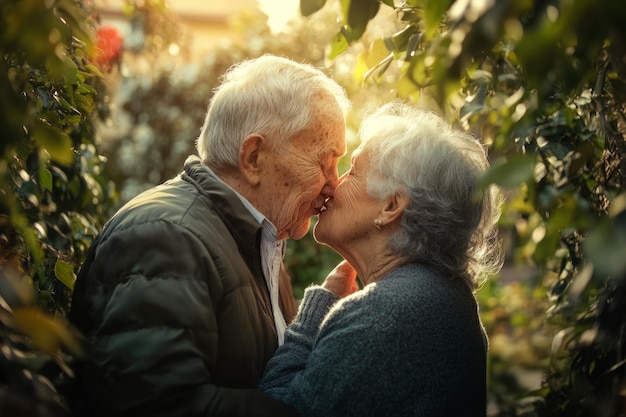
left=181, top=156, right=263, bottom=275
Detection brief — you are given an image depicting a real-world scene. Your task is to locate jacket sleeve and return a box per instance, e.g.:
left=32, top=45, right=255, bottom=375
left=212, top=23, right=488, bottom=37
left=70, top=220, right=297, bottom=417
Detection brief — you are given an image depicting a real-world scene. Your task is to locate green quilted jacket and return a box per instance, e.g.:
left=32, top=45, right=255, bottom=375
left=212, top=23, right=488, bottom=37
left=69, top=156, right=297, bottom=417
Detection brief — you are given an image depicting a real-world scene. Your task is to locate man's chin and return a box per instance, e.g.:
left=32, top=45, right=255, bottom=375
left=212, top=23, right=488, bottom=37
left=288, top=221, right=311, bottom=240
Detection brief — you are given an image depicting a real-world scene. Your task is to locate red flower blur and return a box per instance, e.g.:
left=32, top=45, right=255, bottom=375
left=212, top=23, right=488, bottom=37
left=94, top=26, right=123, bottom=72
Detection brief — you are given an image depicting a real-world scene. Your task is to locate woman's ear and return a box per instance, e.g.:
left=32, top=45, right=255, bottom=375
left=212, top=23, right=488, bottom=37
left=380, top=192, right=409, bottom=225
left=239, top=134, right=264, bottom=185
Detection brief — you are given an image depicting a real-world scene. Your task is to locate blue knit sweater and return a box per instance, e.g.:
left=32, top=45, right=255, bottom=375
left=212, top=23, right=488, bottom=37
left=259, top=263, right=488, bottom=417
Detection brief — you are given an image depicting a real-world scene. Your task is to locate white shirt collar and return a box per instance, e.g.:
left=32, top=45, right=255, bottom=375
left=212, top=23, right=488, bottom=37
left=200, top=163, right=287, bottom=344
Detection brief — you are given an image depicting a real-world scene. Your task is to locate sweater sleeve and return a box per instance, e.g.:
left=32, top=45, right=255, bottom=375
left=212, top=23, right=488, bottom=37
left=259, top=286, right=338, bottom=398
left=260, top=286, right=387, bottom=417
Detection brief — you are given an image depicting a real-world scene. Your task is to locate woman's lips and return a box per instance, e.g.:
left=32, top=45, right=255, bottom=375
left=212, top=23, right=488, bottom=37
left=317, top=197, right=332, bottom=215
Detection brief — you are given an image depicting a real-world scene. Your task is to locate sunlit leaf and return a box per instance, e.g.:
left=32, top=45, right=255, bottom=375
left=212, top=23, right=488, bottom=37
left=408, top=56, right=428, bottom=86
left=54, top=259, right=75, bottom=290
left=353, top=52, right=369, bottom=84
left=360, top=39, right=393, bottom=83
left=395, top=73, right=420, bottom=99
left=366, top=39, right=390, bottom=67
left=328, top=30, right=349, bottom=59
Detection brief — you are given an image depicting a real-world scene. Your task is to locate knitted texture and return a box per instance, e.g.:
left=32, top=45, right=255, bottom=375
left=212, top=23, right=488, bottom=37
left=259, top=263, right=488, bottom=417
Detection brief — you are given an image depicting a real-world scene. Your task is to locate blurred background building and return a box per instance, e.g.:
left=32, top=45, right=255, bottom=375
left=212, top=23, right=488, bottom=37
left=94, top=0, right=299, bottom=61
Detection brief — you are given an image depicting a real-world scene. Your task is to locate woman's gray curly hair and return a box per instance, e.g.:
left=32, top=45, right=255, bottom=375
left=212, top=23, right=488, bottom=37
left=360, top=101, right=503, bottom=290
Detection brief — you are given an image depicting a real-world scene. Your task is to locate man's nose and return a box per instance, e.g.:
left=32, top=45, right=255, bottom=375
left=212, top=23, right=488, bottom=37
left=324, top=167, right=340, bottom=195
left=330, top=174, right=340, bottom=190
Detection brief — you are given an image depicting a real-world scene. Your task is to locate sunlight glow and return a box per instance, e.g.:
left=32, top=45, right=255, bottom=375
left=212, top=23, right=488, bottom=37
left=257, top=0, right=299, bottom=33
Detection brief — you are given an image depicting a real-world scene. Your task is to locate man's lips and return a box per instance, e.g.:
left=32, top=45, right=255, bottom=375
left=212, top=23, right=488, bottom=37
left=317, top=197, right=332, bottom=214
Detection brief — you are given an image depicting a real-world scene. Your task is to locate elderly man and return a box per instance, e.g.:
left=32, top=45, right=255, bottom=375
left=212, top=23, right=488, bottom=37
left=69, top=55, right=349, bottom=417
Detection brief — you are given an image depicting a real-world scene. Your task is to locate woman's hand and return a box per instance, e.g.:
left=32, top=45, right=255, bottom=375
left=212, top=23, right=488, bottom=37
left=322, top=261, right=358, bottom=298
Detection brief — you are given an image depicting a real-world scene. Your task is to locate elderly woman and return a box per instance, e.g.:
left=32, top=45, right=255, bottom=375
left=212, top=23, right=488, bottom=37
left=259, top=102, right=503, bottom=416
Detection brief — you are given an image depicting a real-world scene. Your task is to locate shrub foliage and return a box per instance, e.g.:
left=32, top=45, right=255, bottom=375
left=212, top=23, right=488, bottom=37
left=1, top=0, right=117, bottom=414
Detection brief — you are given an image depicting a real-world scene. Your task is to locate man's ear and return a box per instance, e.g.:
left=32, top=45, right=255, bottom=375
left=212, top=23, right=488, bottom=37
left=380, top=192, right=409, bottom=225
left=239, top=134, right=264, bottom=186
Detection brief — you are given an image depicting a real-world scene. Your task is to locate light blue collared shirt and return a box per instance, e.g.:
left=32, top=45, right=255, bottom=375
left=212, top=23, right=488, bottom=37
left=201, top=165, right=287, bottom=345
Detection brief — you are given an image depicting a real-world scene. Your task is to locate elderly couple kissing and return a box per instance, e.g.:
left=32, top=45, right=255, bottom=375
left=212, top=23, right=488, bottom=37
left=69, top=54, right=502, bottom=417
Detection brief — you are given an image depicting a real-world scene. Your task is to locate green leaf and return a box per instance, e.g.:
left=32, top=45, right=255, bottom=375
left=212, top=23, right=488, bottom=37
left=328, top=30, right=349, bottom=59
left=371, top=37, right=390, bottom=62
left=342, top=0, right=380, bottom=42
left=31, top=120, right=75, bottom=167
left=363, top=53, right=393, bottom=83
left=40, top=111, right=61, bottom=125
left=423, top=0, right=453, bottom=37
left=300, top=0, right=326, bottom=16
left=469, top=69, right=493, bottom=82
left=395, top=74, right=420, bottom=99
left=83, top=64, right=104, bottom=78
left=46, top=51, right=78, bottom=83
left=64, top=114, right=83, bottom=126
left=480, top=154, right=536, bottom=188
left=384, top=25, right=418, bottom=52
left=54, top=259, right=76, bottom=290
left=76, top=83, right=97, bottom=95
left=39, top=167, right=53, bottom=192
